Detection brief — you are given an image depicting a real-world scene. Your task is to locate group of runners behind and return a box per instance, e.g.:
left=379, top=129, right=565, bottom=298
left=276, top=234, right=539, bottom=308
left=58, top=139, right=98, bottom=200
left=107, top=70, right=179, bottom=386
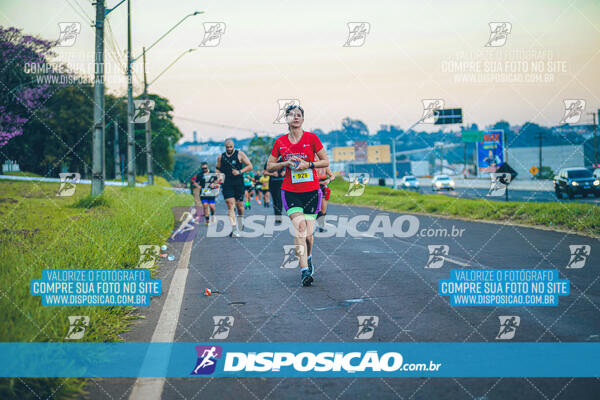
left=189, top=104, right=334, bottom=287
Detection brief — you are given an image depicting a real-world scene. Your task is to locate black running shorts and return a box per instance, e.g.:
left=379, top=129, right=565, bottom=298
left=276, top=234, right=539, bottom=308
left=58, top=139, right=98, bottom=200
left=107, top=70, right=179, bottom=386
left=281, top=189, right=322, bottom=218
left=222, top=182, right=245, bottom=201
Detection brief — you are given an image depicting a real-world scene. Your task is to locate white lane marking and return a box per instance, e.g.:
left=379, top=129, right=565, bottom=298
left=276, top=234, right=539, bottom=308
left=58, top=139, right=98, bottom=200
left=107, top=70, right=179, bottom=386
left=128, top=240, right=193, bottom=400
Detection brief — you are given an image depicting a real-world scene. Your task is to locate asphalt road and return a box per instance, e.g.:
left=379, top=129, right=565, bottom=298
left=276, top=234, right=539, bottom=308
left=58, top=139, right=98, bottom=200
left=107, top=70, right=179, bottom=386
left=414, top=186, right=600, bottom=204
left=86, top=198, right=600, bottom=400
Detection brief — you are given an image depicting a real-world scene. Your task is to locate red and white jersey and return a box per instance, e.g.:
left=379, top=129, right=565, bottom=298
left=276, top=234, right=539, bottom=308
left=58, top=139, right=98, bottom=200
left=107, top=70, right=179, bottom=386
left=270, top=131, right=323, bottom=192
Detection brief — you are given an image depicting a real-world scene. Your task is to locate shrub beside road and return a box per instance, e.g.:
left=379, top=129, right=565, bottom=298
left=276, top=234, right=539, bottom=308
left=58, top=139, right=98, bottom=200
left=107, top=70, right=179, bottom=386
left=0, top=180, right=191, bottom=399
left=329, top=179, right=600, bottom=237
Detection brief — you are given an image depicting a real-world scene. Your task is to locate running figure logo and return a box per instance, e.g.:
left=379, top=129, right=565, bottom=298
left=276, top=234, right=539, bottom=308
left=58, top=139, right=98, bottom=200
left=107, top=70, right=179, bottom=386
left=346, top=173, right=369, bottom=196
left=57, top=22, right=81, bottom=47
left=191, top=345, right=222, bottom=375
left=138, top=245, right=160, bottom=269
left=487, top=173, right=511, bottom=197
left=566, top=245, right=590, bottom=269
left=274, top=99, right=301, bottom=124
left=132, top=99, right=155, bottom=123
left=425, top=245, right=449, bottom=269
left=421, top=99, right=444, bottom=124
left=65, top=316, right=89, bottom=340
left=169, top=207, right=200, bottom=242
left=496, top=316, right=520, bottom=340
left=210, top=316, right=234, bottom=339
left=57, top=172, right=80, bottom=196
left=200, top=22, right=226, bottom=47
left=485, top=22, right=512, bottom=47
left=560, top=100, right=586, bottom=124
left=355, top=316, right=379, bottom=339
left=281, top=245, right=304, bottom=269
left=344, top=22, right=370, bottom=47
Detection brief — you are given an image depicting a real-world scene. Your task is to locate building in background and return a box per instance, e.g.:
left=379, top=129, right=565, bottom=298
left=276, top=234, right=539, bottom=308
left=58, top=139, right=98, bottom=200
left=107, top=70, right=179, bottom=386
left=367, top=145, right=391, bottom=163
left=333, top=146, right=355, bottom=162
left=354, top=141, right=368, bottom=162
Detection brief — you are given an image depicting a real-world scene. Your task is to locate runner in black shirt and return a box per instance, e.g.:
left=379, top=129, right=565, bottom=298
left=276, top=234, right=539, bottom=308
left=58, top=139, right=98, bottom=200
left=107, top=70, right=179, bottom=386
left=216, top=139, right=252, bottom=237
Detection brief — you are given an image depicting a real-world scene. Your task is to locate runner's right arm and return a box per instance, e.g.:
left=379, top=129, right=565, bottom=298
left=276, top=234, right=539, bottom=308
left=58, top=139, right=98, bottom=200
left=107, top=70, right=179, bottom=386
left=192, top=176, right=202, bottom=188
left=215, top=155, right=222, bottom=173
left=266, top=155, right=292, bottom=171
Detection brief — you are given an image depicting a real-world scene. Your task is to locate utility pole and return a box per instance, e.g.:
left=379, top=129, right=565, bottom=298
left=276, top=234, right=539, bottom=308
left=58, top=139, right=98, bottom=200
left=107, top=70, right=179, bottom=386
left=126, top=0, right=136, bottom=187
left=594, top=112, right=598, bottom=167
left=538, top=132, right=543, bottom=179
left=463, top=143, right=467, bottom=177
left=91, top=0, right=105, bottom=196
left=588, top=112, right=598, bottom=167
left=392, top=138, right=397, bottom=189
left=114, top=115, right=120, bottom=179
left=595, top=112, right=598, bottom=167
left=143, top=47, right=154, bottom=185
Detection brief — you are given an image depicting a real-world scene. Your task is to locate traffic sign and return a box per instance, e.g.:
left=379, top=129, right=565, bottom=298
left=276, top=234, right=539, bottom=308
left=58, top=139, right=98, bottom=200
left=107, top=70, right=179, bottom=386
left=529, top=166, right=539, bottom=176
left=461, top=130, right=484, bottom=142
left=433, top=108, right=462, bottom=125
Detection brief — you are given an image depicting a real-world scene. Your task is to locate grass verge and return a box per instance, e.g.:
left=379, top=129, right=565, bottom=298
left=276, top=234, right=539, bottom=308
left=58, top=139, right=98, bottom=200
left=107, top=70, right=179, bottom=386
left=0, top=180, right=192, bottom=399
left=328, top=179, right=600, bottom=237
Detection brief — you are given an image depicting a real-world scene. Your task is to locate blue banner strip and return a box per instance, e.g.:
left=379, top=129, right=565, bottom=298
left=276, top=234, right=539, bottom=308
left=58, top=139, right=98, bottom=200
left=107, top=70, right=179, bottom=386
left=0, top=343, right=598, bottom=378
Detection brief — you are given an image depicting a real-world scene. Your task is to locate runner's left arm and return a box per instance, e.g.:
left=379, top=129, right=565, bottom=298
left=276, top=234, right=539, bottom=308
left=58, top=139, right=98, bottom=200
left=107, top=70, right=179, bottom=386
left=324, top=166, right=335, bottom=185
left=238, top=151, right=253, bottom=174
left=296, top=147, right=329, bottom=171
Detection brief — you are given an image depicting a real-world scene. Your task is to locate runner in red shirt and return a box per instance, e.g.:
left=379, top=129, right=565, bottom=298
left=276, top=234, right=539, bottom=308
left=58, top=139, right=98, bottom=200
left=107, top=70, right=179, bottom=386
left=267, top=105, right=329, bottom=286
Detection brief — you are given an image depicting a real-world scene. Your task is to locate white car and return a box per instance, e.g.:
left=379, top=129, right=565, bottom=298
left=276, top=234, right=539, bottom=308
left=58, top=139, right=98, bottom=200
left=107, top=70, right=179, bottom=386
left=431, top=175, right=455, bottom=191
left=400, top=175, right=420, bottom=190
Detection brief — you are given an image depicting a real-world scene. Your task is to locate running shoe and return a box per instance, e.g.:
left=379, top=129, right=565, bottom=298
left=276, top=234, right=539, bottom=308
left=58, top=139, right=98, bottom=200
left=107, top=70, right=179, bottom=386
left=307, top=257, right=314, bottom=276
left=231, top=229, right=241, bottom=238
left=301, top=269, right=313, bottom=286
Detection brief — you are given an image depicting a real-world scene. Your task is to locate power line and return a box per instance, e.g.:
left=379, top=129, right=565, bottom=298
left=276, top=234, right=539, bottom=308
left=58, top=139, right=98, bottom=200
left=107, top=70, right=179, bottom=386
left=73, top=0, right=94, bottom=22
left=173, top=115, right=279, bottom=135
left=105, top=17, right=125, bottom=71
left=63, top=0, right=92, bottom=25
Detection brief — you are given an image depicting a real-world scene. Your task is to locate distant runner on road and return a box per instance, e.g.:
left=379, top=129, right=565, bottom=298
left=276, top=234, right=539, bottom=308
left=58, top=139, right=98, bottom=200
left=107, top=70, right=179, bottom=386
left=266, top=105, right=329, bottom=286
left=264, top=159, right=285, bottom=224
left=243, top=170, right=255, bottom=210
left=216, top=139, right=252, bottom=237
left=315, top=155, right=334, bottom=232
left=195, top=162, right=220, bottom=225
left=259, top=169, right=270, bottom=208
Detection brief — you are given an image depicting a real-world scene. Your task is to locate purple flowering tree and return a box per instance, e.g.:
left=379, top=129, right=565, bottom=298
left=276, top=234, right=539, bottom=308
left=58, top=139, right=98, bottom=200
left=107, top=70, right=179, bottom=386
left=0, top=26, right=56, bottom=147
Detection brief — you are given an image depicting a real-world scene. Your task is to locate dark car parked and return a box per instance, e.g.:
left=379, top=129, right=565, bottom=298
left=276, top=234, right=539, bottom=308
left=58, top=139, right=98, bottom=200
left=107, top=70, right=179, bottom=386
left=554, top=168, right=600, bottom=199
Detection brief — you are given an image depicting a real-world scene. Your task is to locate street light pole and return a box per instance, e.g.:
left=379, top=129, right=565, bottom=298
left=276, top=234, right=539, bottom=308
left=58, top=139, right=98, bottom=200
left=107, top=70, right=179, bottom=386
left=392, top=118, right=425, bottom=189
left=142, top=47, right=153, bottom=185
left=146, top=49, right=196, bottom=87
left=126, top=11, right=204, bottom=187
left=114, top=115, right=120, bottom=179
left=126, top=0, right=135, bottom=187
left=588, top=112, right=598, bottom=167
left=91, top=0, right=105, bottom=196
left=392, top=138, right=397, bottom=189
left=538, top=131, right=543, bottom=179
